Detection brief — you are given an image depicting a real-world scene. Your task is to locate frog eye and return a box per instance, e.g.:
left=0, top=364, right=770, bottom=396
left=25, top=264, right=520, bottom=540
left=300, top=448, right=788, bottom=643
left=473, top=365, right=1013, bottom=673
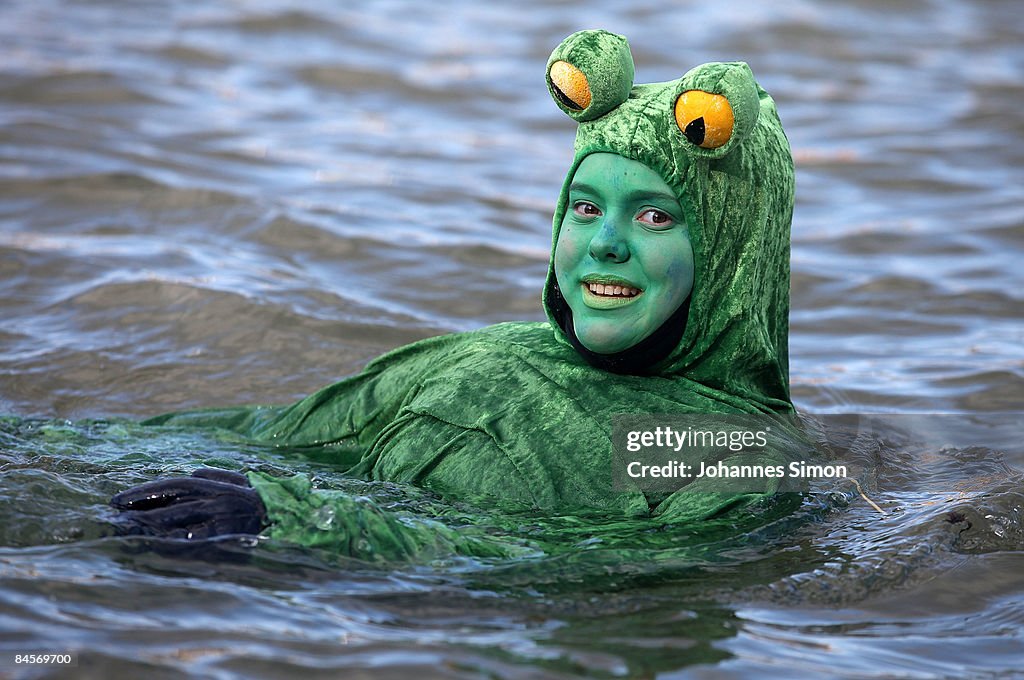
left=546, top=29, right=634, bottom=122
left=674, top=90, right=735, bottom=149
left=672, top=62, right=761, bottom=157
left=549, top=60, right=591, bottom=111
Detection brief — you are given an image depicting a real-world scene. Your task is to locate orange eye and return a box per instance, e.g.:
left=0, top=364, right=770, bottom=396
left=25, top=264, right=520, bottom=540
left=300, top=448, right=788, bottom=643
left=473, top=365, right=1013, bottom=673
left=674, top=90, right=735, bottom=149
left=549, top=60, right=592, bottom=111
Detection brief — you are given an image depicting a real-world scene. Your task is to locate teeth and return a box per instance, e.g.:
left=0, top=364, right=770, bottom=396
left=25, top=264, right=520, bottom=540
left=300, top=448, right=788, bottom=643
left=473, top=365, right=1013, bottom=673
left=586, top=282, right=640, bottom=297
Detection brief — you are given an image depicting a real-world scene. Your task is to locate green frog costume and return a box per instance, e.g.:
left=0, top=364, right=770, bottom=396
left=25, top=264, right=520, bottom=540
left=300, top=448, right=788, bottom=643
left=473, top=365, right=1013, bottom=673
left=115, top=29, right=797, bottom=562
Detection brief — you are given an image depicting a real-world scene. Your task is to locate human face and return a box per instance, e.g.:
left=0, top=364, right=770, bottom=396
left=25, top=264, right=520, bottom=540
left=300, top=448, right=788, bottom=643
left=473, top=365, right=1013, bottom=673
left=554, top=153, right=694, bottom=355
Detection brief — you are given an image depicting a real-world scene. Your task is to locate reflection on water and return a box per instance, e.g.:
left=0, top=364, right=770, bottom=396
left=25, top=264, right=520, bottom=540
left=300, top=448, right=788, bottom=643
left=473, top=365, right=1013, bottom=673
left=1, top=0, right=1022, bottom=677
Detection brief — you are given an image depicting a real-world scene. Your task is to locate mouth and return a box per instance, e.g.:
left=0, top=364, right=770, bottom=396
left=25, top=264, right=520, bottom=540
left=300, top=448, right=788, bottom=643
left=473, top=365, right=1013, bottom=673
left=580, top=277, right=643, bottom=309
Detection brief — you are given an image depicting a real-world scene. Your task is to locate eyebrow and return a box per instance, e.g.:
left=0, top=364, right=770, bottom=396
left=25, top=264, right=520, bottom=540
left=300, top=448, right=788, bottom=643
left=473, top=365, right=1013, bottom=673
left=569, top=182, right=679, bottom=206
left=569, top=181, right=600, bottom=196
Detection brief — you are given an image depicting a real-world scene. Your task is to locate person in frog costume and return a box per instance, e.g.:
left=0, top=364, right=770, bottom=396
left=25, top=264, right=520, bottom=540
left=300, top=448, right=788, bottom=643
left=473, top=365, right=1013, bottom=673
left=111, top=29, right=797, bottom=562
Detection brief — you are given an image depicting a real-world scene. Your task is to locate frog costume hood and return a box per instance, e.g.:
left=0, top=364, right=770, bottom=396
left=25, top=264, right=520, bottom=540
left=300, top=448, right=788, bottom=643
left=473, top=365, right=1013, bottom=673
left=543, top=30, right=794, bottom=411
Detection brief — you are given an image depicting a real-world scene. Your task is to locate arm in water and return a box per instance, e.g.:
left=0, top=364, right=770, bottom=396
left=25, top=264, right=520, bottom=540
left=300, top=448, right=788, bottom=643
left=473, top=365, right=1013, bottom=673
left=110, top=468, right=531, bottom=563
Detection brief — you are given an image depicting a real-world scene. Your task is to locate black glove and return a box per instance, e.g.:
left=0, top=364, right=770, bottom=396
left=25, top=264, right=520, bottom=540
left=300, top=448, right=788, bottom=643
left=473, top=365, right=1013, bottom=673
left=110, top=468, right=268, bottom=540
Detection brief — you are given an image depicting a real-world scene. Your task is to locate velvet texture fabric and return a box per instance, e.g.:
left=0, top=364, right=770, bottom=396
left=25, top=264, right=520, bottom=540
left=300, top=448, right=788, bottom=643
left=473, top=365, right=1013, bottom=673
left=143, top=30, right=798, bottom=561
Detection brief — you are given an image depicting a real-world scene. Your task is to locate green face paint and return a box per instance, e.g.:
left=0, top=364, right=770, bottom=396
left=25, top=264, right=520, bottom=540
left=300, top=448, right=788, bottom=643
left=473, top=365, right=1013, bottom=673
left=554, top=153, right=694, bottom=355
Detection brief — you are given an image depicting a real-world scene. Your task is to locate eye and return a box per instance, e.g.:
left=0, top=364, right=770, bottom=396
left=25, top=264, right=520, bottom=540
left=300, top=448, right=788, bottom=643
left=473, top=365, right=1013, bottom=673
left=637, top=209, right=674, bottom=228
left=674, top=90, right=735, bottom=149
left=549, top=60, right=593, bottom=112
left=572, top=201, right=601, bottom=218
left=546, top=31, right=634, bottom=121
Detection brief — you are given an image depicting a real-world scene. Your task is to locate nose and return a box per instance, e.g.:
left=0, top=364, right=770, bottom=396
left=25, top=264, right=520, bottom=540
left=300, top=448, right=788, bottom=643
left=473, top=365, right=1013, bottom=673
left=588, top=220, right=630, bottom=263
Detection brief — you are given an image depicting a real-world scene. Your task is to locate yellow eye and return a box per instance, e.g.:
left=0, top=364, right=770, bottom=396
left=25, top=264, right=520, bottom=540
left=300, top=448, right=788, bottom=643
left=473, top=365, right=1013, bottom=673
left=549, top=60, right=592, bottom=112
left=674, top=90, right=735, bottom=149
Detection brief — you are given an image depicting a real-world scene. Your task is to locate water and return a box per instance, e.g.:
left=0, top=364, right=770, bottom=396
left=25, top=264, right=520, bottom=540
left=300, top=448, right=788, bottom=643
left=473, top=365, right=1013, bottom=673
left=1, top=0, right=1023, bottom=677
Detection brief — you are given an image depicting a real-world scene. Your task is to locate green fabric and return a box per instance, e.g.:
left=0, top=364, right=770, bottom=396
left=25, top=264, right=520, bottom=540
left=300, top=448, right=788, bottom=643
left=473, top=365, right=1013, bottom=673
left=144, top=30, right=798, bottom=562
left=244, top=471, right=535, bottom=563
left=546, top=29, right=634, bottom=122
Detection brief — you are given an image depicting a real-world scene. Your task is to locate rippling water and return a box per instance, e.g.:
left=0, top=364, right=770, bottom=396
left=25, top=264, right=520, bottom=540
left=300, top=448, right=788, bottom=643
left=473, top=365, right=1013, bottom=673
left=1, top=0, right=1023, bottom=677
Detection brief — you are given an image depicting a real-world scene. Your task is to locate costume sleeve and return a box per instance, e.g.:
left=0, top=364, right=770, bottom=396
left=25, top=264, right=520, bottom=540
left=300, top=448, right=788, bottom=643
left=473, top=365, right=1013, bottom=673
left=246, top=471, right=534, bottom=563
left=142, top=332, right=536, bottom=561
left=142, top=334, right=463, bottom=469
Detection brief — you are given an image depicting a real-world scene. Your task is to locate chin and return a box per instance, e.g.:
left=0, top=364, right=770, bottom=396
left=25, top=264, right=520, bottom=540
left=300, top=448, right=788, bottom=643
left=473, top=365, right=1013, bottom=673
left=575, top=327, right=635, bottom=355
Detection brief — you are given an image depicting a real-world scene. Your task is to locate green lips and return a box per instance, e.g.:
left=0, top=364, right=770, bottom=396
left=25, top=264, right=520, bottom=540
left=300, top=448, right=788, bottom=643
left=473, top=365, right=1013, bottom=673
left=580, top=278, right=643, bottom=310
